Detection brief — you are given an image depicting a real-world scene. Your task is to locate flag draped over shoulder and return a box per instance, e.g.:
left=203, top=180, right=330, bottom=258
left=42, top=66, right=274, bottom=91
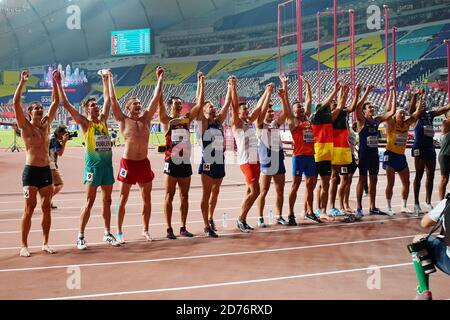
left=311, top=104, right=333, bottom=162
left=332, top=111, right=352, bottom=165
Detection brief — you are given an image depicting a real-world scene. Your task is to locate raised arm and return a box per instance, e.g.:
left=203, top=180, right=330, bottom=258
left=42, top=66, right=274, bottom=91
left=407, top=93, right=424, bottom=124
left=13, top=70, right=30, bottom=129
left=158, top=90, right=170, bottom=127
left=100, top=70, right=111, bottom=122
left=332, top=84, right=349, bottom=122
left=109, top=70, right=126, bottom=122
left=275, top=74, right=290, bottom=126
left=230, top=76, right=241, bottom=128
left=377, top=86, right=396, bottom=124
left=217, top=78, right=233, bottom=124
left=433, top=101, right=450, bottom=117
left=408, top=89, right=420, bottom=115
left=143, top=66, right=164, bottom=122
left=188, top=72, right=205, bottom=122
left=43, top=70, right=61, bottom=126
left=256, top=83, right=274, bottom=127
left=55, top=71, right=88, bottom=132
left=304, top=78, right=312, bottom=118
left=321, top=81, right=340, bottom=107
left=346, top=84, right=361, bottom=114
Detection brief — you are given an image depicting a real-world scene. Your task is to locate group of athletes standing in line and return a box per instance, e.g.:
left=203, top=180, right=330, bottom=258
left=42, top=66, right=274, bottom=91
left=12, top=66, right=450, bottom=257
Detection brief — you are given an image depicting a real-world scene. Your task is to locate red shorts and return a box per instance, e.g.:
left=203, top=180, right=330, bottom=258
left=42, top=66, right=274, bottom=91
left=240, top=163, right=260, bottom=185
left=117, top=158, right=155, bottom=185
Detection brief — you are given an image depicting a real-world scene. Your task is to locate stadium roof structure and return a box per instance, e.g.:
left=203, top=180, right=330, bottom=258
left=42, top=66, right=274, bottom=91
left=0, top=0, right=274, bottom=69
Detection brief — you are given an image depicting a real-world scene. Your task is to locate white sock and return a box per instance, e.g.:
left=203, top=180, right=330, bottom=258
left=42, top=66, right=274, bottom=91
left=402, top=199, right=407, bottom=208
left=78, top=232, right=84, bottom=238
left=104, top=230, right=110, bottom=236
left=387, top=199, right=392, bottom=209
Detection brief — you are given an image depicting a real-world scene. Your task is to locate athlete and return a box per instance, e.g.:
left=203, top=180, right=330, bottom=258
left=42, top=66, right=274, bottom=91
left=56, top=69, right=118, bottom=250
left=383, top=89, right=423, bottom=215
left=411, top=90, right=450, bottom=214
left=158, top=72, right=204, bottom=239
left=196, top=76, right=234, bottom=237
left=439, top=111, right=450, bottom=200
left=355, top=85, right=396, bottom=217
left=256, top=75, right=290, bottom=227
left=109, top=67, right=164, bottom=243
left=14, top=70, right=59, bottom=257
left=231, top=80, right=269, bottom=233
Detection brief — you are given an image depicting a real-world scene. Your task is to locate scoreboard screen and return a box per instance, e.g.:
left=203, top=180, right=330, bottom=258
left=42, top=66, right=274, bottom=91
left=111, top=28, right=151, bottom=56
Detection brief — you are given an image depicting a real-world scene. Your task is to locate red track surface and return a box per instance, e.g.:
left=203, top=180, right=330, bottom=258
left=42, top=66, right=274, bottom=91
left=0, top=146, right=449, bottom=300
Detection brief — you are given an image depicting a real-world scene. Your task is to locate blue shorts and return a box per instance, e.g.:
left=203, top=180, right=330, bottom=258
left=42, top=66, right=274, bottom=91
left=411, top=148, right=436, bottom=161
left=292, top=155, right=316, bottom=177
left=427, top=236, right=450, bottom=275
left=198, top=159, right=225, bottom=179
left=358, top=151, right=379, bottom=176
left=260, top=150, right=286, bottom=176
left=383, top=150, right=408, bottom=172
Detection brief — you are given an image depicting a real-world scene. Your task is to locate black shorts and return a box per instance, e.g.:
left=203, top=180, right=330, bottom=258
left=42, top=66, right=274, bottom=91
left=340, top=156, right=358, bottom=176
left=22, top=165, right=53, bottom=189
left=164, top=160, right=192, bottom=178
left=315, top=161, right=332, bottom=177
left=439, top=154, right=450, bottom=177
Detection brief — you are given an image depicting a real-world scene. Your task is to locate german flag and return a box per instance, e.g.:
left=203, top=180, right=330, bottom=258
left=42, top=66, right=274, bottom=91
left=311, top=105, right=333, bottom=162
left=332, top=111, right=352, bottom=165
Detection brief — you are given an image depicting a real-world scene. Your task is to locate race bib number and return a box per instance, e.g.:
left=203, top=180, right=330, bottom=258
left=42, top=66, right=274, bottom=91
left=212, top=136, right=224, bottom=149
left=384, top=155, right=389, bottom=162
left=119, top=168, right=128, bottom=178
left=86, top=172, right=94, bottom=182
left=303, top=129, right=314, bottom=143
left=395, top=133, right=407, bottom=146
left=203, top=163, right=211, bottom=171
left=164, top=162, right=170, bottom=173
left=23, top=187, right=30, bottom=199
left=95, top=135, right=111, bottom=152
left=367, top=136, right=378, bottom=148
left=423, top=125, right=434, bottom=137
left=414, top=149, right=420, bottom=157
left=172, top=129, right=188, bottom=143
left=341, top=167, right=348, bottom=174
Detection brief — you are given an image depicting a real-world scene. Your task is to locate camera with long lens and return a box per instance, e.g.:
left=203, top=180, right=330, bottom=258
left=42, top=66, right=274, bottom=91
left=67, top=131, right=78, bottom=140
left=407, top=239, right=436, bottom=275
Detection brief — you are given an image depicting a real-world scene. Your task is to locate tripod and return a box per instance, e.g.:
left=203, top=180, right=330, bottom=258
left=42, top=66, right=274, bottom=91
left=7, top=127, right=23, bottom=152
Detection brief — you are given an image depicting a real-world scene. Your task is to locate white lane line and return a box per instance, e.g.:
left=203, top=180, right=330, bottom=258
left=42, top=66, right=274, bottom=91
left=0, top=203, right=421, bottom=235
left=0, top=216, right=418, bottom=251
left=0, top=235, right=415, bottom=273
left=40, top=262, right=413, bottom=300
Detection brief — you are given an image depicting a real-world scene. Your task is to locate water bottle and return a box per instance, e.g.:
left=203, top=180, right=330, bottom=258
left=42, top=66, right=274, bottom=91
left=268, top=210, right=274, bottom=225
left=222, top=212, right=228, bottom=228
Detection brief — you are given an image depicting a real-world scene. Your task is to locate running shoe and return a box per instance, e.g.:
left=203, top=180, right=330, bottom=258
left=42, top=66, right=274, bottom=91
left=314, top=208, right=321, bottom=218
left=116, top=232, right=125, bottom=244
left=167, top=228, right=177, bottom=240
left=51, top=203, right=57, bottom=209
left=257, top=217, right=267, bottom=228
left=425, top=203, right=434, bottom=211
left=142, top=231, right=152, bottom=241
left=42, top=244, right=56, bottom=254
left=204, top=226, right=218, bottom=238
left=370, top=208, right=389, bottom=216
left=414, top=204, right=423, bottom=216
left=103, top=233, right=120, bottom=246
left=288, top=215, right=297, bottom=226
left=276, top=216, right=289, bottom=225
left=180, top=227, right=194, bottom=237
left=77, top=236, right=87, bottom=250
left=244, top=221, right=254, bottom=230
left=305, top=213, right=323, bottom=224
left=384, top=207, right=396, bottom=216
left=414, top=290, right=432, bottom=300
left=340, top=214, right=356, bottom=223
left=355, top=208, right=364, bottom=219
left=208, top=219, right=217, bottom=232
left=329, top=208, right=345, bottom=217
left=401, top=206, right=414, bottom=215
left=19, top=247, right=31, bottom=257
left=237, top=218, right=250, bottom=233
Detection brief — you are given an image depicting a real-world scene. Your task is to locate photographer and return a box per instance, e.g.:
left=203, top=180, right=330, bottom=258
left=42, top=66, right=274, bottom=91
left=49, top=126, right=70, bottom=209
left=410, top=192, right=450, bottom=300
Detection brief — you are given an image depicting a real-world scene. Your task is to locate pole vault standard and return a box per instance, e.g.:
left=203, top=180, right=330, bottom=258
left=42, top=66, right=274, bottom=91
left=277, top=0, right=302, bottom=101
left=445, top=40, right=450, bottom=100
left=316, top=6, right=355, bottom=102
left=384, top=5, right=390, bottom=99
